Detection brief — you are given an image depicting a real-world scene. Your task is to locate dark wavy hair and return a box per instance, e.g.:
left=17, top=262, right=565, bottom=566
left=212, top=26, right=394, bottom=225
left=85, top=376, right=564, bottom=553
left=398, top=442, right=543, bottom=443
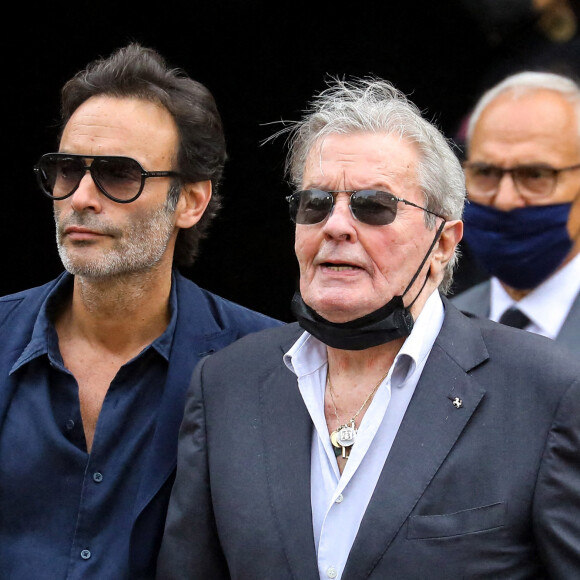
left=59, top=42, right=226, bottom=266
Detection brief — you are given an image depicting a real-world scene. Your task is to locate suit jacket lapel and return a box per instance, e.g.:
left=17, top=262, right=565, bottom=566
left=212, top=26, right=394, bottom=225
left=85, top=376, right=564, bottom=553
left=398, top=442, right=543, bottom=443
left=259, top=327, right=320, bottom=580
left=133, top=273, right=242, bottom=516
left=0, top=316, right=29, bottom=430
left=451, top=281, right=491, bottom=318
left=556, top=289, right=580, bottom=352
left=344, top=300, right=489, bottom=580
left=0, top=278, right=60, bottom=431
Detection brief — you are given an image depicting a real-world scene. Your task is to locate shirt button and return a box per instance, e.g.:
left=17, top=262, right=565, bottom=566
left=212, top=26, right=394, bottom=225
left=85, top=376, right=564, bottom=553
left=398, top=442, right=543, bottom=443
left=80, top=549, right=91, bottom=560
left=65, top=419, right=75, bottom=430
left=326, top=566, right=338, bottom=578
left=335, top=494, right=344, bottom=503
left=93, top=472, right=103, bottom=483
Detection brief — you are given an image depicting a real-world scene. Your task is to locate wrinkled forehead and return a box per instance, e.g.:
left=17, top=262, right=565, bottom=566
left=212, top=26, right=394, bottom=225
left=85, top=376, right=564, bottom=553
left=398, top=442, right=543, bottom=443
left=304, top=132, right=421, bottom=187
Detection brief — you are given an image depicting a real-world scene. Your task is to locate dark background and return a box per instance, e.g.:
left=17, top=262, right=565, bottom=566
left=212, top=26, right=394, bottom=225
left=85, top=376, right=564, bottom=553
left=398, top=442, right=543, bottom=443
left=5, top=1, right=579, bottom=321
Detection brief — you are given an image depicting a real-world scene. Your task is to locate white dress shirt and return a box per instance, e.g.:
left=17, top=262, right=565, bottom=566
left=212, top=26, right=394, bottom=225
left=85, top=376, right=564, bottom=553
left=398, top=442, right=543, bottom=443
left=489, top=252, right=580, bottom=339
left=283, top=290, right=444, bottom=580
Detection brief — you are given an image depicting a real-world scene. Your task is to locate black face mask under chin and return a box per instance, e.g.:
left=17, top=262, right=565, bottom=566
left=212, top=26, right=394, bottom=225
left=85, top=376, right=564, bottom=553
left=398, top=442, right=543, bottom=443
left=290, top=220, right=445, bottom=350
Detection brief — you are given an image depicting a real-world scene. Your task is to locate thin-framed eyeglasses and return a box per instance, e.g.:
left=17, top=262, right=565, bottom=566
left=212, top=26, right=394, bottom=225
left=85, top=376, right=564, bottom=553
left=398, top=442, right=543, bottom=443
left=286, top=188, right=444, bottom=226
left=463, top=161, right=580, bottom=200
left=34, top=153, right=182, bottom=204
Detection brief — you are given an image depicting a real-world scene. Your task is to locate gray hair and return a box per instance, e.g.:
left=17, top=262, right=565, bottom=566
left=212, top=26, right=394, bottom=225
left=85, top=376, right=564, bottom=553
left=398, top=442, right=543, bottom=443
left=278, top=76, right=466, bottom=293
left=466, top=71, right=580, bottom=146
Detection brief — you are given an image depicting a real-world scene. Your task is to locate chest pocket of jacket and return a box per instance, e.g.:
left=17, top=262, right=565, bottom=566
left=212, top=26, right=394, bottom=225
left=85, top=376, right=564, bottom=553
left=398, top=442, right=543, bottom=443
left=407, top=502, right=506, bottom=539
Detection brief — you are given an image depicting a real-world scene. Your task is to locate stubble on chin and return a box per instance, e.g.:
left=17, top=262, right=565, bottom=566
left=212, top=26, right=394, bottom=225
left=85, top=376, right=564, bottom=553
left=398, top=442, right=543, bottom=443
left=54, top=203, right=176, bottom=279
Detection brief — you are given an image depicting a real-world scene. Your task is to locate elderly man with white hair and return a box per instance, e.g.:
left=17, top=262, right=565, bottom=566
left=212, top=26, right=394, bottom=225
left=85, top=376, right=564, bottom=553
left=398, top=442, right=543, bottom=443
left=158, top=76, right=580, bottom=580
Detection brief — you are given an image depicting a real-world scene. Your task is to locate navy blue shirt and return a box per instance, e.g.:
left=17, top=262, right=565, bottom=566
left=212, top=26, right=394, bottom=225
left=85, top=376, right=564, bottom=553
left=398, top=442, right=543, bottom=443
left=0, top=274, right=177, bottom=579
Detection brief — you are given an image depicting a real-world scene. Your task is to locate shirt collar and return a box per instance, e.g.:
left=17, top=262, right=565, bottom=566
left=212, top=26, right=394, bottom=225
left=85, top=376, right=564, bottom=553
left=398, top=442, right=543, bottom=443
left=11, top=271, right=179, bottom=374
left=490, top=252, right=580, bottom=338
left=151, top=271, right=178, bottom=360
left=11, top=273, right=73, bottom=373
left=284, top=289, right=444, bottom=389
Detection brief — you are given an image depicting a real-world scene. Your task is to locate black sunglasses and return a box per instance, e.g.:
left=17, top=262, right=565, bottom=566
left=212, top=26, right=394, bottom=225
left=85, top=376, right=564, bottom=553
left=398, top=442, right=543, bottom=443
left=286, top=188, right=443, bottom=226
left=34, top=153, right=181, bottom=203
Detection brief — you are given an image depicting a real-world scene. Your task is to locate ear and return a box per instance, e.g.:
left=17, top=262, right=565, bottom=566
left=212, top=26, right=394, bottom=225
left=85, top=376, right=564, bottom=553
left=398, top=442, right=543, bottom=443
left=432, top=219, right=463, bottom=272
left=174, top=180, right=212, bottom=229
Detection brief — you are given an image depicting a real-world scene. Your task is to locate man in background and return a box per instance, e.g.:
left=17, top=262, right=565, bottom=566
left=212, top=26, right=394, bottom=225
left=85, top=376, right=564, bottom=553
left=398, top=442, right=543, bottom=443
left=0, top=43, right=280, bottom=579
left=452, top=71, right=580, bottom=350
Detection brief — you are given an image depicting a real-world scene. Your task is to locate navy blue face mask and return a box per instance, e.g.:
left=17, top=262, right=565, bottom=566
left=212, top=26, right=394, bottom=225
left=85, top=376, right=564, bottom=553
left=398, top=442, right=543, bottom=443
left=462, top=200, right=573, bottom=290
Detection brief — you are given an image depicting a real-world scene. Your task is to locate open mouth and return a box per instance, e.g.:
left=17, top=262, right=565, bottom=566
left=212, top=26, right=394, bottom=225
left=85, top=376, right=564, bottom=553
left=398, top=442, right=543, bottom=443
left=322, top=263, right=361, bottom=271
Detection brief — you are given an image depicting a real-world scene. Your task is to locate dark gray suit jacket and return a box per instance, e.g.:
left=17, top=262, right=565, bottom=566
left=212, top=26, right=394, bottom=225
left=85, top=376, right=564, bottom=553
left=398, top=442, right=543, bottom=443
left=451, top=280, right=580, bottom=352
left=158, top=298, right=580, bottom=579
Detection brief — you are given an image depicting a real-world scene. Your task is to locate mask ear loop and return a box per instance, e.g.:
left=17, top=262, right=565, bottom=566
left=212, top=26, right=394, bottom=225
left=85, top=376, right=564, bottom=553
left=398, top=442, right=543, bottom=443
left=401, top=218, right=447, bottom=310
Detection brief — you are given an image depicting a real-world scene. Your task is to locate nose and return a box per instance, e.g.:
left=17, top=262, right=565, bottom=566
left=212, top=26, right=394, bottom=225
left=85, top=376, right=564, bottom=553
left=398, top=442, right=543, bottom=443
left=321, top=193, right=358, bottom=241
left=491, top=172, right=526, bottom=211
left=68, top=172, right=104, bottom=213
